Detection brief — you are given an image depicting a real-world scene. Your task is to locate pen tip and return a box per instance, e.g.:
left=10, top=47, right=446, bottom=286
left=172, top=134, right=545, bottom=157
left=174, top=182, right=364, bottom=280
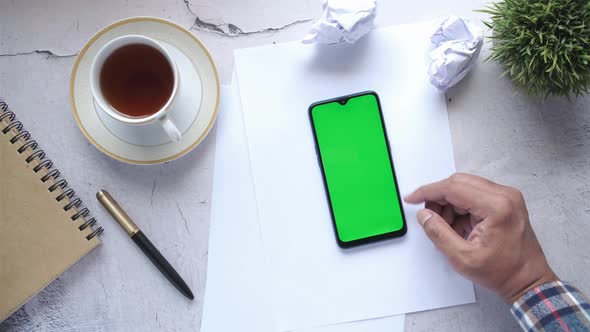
left=187, top=291, right=194, bottom=301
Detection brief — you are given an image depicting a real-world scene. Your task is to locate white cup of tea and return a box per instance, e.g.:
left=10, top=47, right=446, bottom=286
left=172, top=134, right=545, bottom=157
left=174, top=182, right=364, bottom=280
left=90, top=35, right=182, bottom=142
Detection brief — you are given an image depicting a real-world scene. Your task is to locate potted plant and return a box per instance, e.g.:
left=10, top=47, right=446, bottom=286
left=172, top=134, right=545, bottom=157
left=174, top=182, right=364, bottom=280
left=481, top=0, right=590, bottom=98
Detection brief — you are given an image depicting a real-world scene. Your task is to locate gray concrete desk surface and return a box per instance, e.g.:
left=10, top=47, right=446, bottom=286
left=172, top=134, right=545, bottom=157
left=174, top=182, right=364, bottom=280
left=0, top=1, right=588, bottom=331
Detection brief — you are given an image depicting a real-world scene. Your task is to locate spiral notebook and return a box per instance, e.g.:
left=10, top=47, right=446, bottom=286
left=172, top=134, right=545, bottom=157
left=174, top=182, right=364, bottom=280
left=0, top=101, right=103, bottom=322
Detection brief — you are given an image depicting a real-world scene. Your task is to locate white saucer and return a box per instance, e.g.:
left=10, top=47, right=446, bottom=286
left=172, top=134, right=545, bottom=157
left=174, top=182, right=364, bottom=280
left=70, top=17, right=220, bottom=164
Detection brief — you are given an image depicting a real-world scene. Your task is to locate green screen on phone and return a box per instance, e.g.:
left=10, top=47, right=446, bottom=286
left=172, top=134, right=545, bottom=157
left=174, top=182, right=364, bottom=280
left=309, top=92, right=406, bottom=247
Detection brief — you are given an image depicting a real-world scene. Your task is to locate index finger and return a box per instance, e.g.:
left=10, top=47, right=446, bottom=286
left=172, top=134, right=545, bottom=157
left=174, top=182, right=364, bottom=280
left=404, top=174, right=499, bottom=217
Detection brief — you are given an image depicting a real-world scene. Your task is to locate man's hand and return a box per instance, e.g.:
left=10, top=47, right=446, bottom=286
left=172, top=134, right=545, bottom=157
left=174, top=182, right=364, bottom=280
left=404, top=173, right=558, bottom=303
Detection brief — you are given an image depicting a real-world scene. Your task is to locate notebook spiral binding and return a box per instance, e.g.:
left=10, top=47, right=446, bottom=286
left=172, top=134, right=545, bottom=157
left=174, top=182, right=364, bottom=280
left=0, top=101, right=103, bottom=240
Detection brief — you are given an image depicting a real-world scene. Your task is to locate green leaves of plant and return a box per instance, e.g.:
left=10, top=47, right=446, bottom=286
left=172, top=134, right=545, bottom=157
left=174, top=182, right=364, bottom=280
left=479, top=0, right=590, bottom=98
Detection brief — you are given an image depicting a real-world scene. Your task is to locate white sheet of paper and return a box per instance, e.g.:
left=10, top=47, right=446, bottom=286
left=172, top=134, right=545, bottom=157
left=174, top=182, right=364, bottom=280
left=201, top=81, right=276, bottom=332
left=297, top=316, right=405, bottom=332
left=234, top=23, right=475, bottom=331
left=201, top=81, right=405, bottom=332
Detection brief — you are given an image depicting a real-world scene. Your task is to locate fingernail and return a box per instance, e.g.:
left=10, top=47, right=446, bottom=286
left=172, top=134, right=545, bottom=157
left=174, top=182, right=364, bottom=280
left=403, top=193, right=413, bottom=202
left=417, top=210, right=433, bottom=226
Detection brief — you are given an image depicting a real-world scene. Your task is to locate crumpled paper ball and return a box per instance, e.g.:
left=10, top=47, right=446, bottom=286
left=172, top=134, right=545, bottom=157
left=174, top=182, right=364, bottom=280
left=428, top=16, right=483, bottom=92
left=302, top=0, right=377, bottom=45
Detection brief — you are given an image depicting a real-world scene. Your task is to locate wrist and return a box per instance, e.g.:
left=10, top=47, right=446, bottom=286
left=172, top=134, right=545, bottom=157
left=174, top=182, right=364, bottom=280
left=504, top=269, right=559, bottom=304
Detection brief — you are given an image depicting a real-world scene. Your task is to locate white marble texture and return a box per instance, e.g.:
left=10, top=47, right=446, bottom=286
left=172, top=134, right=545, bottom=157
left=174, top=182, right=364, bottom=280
left=0, top=0, right=589, bottom=331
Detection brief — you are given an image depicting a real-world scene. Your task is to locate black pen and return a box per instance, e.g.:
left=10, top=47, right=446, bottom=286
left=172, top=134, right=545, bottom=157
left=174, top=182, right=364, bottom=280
left=96, top=190, right=194, bottom=300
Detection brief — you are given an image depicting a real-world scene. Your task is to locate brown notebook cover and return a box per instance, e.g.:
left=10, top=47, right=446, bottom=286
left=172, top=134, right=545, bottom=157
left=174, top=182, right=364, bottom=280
left=0, top=101, right=103, bottom=322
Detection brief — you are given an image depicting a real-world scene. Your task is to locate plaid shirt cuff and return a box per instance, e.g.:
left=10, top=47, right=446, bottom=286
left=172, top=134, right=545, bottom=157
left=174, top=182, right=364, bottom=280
left=511, top=281, right=590, bottom=332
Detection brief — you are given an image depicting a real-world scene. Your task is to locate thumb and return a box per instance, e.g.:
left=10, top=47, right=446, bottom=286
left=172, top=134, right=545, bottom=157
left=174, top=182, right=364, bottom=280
left=417, top=209, right=470, bottom=262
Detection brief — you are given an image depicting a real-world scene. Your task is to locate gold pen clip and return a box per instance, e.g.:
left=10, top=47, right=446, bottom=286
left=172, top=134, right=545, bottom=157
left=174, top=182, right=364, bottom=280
left=96, top=190, right=139, bottom=236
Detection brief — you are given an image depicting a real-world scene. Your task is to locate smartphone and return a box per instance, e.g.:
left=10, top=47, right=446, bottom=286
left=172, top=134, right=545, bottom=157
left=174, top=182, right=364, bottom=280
left=309, top=91, right=407, bottom=248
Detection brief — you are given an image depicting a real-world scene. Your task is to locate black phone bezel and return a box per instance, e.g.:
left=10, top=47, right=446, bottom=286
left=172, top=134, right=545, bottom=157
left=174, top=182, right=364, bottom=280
left=308, top=91, right=408, bottom=248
